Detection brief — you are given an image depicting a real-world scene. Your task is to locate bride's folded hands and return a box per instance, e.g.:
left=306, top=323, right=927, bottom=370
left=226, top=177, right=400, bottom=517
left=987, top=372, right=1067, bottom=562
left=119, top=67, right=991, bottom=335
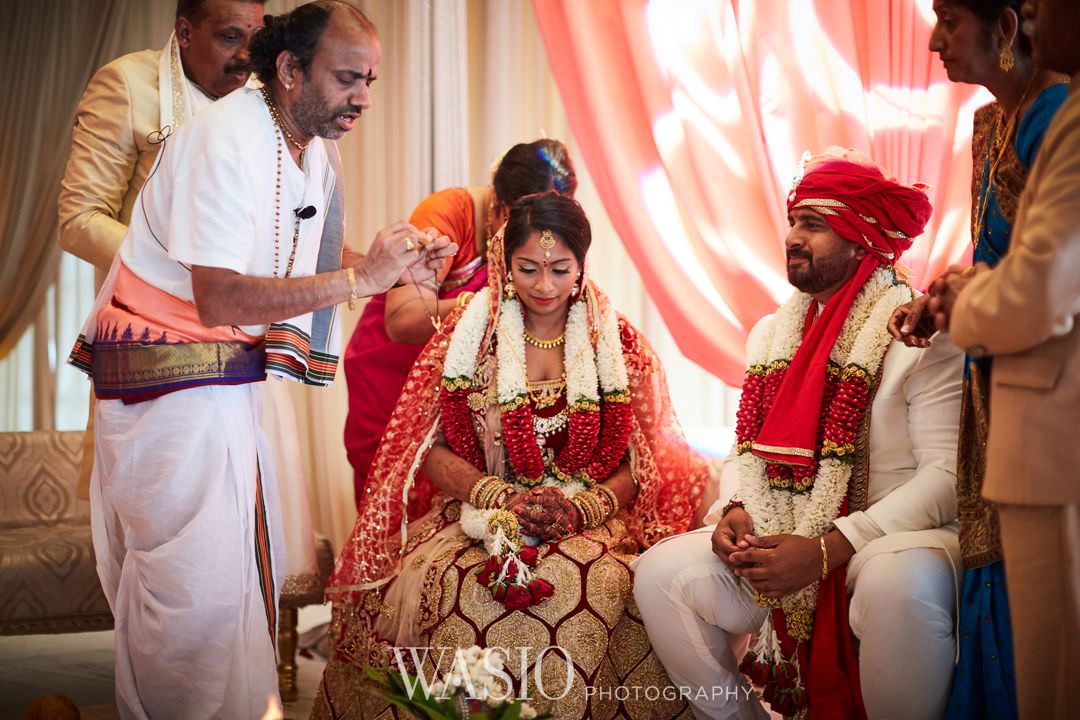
left=509, top=486, right=578, bottom=541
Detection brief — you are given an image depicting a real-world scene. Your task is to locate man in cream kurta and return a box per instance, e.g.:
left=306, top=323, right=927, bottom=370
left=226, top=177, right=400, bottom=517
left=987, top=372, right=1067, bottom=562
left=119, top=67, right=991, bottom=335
left=68, top=4, right=456, bottom=717
left=935, top=1, right=1080, bottom=715
left=634, top=150, right=962, bottom=719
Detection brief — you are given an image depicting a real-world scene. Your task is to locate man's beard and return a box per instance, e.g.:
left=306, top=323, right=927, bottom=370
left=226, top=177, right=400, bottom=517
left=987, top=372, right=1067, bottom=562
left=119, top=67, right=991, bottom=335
left=292, top=83, right=360, bottom=140
left=786, top=249, right=855, bottom=295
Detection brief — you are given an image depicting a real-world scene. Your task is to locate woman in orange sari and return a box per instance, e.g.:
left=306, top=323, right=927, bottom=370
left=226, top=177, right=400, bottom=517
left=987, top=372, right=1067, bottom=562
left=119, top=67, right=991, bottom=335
left=316, top=192, right=711, bottom=719
left=343, top=140, right=577, bottom=512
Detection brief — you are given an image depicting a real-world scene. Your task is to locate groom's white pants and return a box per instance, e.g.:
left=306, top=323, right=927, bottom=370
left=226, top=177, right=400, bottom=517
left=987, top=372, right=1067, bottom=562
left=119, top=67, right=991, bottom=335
left=633, top=527, right=955, bottom=720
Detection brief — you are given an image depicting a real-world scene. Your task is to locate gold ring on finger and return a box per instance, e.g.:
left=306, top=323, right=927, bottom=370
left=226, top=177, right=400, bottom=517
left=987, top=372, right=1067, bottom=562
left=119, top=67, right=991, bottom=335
left=405, top=238, right=416, bottom=252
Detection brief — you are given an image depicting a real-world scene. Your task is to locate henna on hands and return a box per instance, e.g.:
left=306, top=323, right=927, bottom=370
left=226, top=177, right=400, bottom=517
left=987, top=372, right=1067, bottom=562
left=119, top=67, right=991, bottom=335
left=511, top=487, right=578, bottom=541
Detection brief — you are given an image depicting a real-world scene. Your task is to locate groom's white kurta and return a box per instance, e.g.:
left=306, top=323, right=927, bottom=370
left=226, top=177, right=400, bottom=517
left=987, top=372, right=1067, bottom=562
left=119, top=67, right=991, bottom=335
left=634, top=316, right=963, bottom=720
left=86, top=87, right=335, bottom=720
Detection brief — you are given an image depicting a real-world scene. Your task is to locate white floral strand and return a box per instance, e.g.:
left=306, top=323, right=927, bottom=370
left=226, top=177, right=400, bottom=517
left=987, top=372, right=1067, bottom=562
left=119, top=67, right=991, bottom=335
left=443, top=286, right=492, bottom=381
left=496, top=298, right=528, bottom=404
left=563, top=300, right=600, bottom=404
left=595, top=306, right=629, bottom=394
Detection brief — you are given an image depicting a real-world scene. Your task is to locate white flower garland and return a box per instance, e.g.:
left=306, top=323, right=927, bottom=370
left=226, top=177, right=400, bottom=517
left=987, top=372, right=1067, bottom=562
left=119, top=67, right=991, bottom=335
left=564, top=300, right=600, bottom=405
left=737, top=266, right=912, bottom=623
left=443, top=287, right=492, bottom=382
left=496, top=297, right=529, bottom=404
left=595, top=305, right=629, bottom=394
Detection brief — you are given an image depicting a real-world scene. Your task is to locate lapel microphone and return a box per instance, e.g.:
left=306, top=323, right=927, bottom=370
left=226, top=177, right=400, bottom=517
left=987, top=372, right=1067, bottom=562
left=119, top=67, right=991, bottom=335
left=294, top=205, right=317, bottom=220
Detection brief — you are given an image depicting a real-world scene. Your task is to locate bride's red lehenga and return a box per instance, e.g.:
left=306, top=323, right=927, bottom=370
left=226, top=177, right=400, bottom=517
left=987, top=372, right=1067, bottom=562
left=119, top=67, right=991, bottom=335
left=314, top=233, right=711, bottom=720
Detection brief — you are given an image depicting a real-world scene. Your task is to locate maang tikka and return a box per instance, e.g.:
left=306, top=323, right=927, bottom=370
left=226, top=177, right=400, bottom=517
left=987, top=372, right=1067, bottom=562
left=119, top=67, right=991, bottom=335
left=538, top=229, right=556, bottom=260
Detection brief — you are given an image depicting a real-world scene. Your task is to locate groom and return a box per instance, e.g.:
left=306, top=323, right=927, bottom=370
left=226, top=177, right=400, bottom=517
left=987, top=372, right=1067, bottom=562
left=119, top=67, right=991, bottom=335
left=634, top=149, right=962, bottom=719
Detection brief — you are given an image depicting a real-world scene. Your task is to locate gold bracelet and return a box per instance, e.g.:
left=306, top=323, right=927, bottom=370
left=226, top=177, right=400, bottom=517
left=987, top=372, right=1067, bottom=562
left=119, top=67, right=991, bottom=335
left=819, top=536, right=829, bottom=581
left=574, top=491, right=605, bottom=529
left=483, top=482, right=512, bottom=509
left=455, top=291, right=475, bottom=310
left=595, top=485, right=619, bottom=519
left=570, top=496, right=592, bottom=530
left=469, top=475, right=504, bottom=508
left=345, top=266, right=359, bottom=310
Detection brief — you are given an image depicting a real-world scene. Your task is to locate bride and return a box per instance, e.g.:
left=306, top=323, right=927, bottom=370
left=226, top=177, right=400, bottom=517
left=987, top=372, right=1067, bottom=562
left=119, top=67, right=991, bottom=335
left=315, top=191, right=711, bottom=719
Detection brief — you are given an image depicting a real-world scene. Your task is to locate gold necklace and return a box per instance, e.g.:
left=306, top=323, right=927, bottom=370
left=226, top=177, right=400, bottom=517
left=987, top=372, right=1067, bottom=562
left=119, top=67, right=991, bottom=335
left=524, top=329, right=565, bottom=349
left=972, top=77, right=1038, bottom=248
left=527, top=375, right=566, bottom=409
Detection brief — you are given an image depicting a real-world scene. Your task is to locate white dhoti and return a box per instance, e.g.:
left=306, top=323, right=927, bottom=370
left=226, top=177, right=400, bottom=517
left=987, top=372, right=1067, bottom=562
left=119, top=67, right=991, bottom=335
left=260, top=379, right=319, bottom=596
left=91, top=383, right=285, bottom=719
left=632, top=527, right=956, bottom=720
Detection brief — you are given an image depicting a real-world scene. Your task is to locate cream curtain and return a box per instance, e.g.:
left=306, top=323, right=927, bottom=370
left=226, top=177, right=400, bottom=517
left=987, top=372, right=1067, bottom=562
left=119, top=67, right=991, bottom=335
left=0, top=1, right=129, bottom=434
left=0, top=0, right=127, bottom=360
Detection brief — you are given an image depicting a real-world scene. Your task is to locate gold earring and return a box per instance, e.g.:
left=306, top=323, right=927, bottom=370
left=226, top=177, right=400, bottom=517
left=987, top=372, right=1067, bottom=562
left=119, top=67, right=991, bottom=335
left=504, top=273, right=516, bottom=299
left=999, top=42, right=1015, bottom=72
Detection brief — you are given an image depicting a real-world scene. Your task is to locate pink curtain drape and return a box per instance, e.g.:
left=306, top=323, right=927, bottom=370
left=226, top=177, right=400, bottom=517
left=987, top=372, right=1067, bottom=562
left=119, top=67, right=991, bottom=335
left=533, top=0, right=986, bottom=385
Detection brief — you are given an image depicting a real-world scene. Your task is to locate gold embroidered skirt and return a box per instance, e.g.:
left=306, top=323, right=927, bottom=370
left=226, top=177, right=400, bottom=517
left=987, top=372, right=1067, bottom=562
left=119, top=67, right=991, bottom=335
left=313, top=499, right=689, bottom=720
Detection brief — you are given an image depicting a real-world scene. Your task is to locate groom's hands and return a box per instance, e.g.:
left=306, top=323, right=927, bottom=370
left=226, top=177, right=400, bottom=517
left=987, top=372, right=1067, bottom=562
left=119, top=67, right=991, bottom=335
left=728, top=530, right=856, bottom=599
left=711, top=507, right=754, bottom=569
left=728, top=534, right=823, bottom=599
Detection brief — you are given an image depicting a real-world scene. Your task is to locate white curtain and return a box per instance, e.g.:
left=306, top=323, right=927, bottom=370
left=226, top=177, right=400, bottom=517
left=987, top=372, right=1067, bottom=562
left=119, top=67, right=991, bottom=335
left=0, top=0, right=734, bottom=552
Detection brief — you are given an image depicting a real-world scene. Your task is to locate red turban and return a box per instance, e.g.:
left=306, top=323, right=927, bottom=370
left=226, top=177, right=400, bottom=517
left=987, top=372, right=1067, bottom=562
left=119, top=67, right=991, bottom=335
left=752, top=149, right=932, bottom=468
left=787, top=147, right=932, bottom=265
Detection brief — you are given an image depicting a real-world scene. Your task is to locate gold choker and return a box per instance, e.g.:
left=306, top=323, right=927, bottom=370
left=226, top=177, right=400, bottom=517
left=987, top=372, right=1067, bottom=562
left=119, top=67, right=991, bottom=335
left=524, top=330, right=565, bottom=349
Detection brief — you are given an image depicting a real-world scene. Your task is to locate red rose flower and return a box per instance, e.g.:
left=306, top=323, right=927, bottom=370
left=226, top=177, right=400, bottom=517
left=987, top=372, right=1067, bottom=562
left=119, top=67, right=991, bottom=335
left=527, top=578, right=554, bottom=603
left=518, top=546, right=539, bottom=568
left=476, top=556, right=501, bottom=587
left=492, top=583, right=508, bottom=601
left=504, top=559, right=519, bottom=582
left=502, top=584, right=532, bottom=611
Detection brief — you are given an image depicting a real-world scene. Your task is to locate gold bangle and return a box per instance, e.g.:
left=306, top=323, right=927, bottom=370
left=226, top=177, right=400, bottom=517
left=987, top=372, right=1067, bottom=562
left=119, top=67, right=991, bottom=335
left=576, top=495, right=593, bottom=529
left=469, top=475, right=499, bottom=507
left=819, top=536, right=829, bottom=581
left=345, top=266, right=358, bottom=310
left=470, top=475, right=511, bottom=510
left=595, top=485, right=619, bottom=519
left=456, top=291, right=475, bottom=310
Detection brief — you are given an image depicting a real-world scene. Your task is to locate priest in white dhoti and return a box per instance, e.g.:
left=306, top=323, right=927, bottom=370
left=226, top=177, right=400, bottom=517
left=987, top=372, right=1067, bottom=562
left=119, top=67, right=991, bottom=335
left=67, top=3, right=456, bottom=717
left=56, top=0, right=330, bottom=651
left=633, top=149, right=962, bottom=720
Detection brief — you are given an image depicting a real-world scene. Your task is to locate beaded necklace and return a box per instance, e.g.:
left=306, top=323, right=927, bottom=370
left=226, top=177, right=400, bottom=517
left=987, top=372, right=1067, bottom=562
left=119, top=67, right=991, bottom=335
left=260, top=87, right=307, bottom=278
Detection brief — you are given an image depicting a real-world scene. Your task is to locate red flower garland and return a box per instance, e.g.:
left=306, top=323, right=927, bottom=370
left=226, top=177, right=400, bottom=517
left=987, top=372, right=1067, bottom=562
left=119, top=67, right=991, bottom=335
left=440, top=385, right=486, bottom=470
left=555, top=404, right=600, bottom=472
left=501, top=402, right=546, bottom=480
left=731, top=358, right=874, bottom=716
left=443, top=390, right=631, bottom=487
left=585, top=397, right=633, bottom=480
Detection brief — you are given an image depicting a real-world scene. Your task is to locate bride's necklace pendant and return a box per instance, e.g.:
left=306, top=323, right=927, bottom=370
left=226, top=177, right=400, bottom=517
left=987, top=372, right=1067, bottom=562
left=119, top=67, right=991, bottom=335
left=524, top=329, right=565, bottom=349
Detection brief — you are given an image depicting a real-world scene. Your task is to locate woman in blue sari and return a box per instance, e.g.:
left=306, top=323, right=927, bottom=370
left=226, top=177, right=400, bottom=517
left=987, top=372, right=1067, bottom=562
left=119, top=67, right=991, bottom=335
left=890, top=1, right=1068, bottom=717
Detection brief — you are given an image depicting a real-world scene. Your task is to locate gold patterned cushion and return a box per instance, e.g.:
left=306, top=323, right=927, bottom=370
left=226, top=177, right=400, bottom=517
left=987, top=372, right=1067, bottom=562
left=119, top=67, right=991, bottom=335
left=0, top=431, right=88, bottom=529
left=0, top=522, right=112, bottom=633
left=0, top=431, right=112, bottom=634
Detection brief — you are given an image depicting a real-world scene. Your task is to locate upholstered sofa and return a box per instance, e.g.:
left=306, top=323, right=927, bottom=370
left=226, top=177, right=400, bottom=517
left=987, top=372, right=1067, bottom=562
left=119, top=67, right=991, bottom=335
left=0, top=431, right=111, bottom=635
left=0, top=430, right=332, bottom=702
